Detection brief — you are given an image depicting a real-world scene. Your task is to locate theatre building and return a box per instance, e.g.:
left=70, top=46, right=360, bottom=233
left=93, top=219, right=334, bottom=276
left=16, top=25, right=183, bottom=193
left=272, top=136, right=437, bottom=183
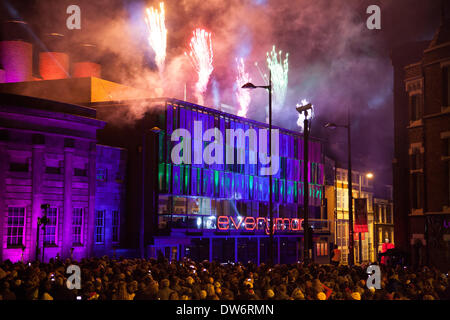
left=93, top=98, right=330, bottom=264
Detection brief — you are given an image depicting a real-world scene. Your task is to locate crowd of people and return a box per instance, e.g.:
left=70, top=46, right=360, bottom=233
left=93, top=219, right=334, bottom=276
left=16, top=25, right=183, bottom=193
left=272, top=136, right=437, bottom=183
left=0, top=255, right=448, bottom=300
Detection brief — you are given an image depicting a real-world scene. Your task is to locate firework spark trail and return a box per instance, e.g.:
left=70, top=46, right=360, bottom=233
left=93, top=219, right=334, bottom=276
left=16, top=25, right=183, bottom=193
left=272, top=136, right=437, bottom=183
left=254, top=61, right=268, bottom=83
left=185, top=28, right=214, bottom=105
left=296, top=99, right=314, bottom=132
left=266, top=45, right=289, bottom=111
left=145, top=2, right=167, bottom=73
left=236, top=58, right=251, bottom=117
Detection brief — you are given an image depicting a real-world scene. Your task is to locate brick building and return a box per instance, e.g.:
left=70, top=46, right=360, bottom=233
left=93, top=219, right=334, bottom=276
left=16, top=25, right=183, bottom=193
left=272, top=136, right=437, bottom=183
left=402, top=12, right=450, bottom=270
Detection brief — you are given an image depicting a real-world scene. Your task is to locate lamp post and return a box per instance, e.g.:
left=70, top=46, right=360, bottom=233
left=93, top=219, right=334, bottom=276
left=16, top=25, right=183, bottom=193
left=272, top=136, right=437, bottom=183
left=36, top=204, right=50, bottom=262
left=358, top=172, right=373, bottom=264
left=324, top=113, right=354, bottom=265
left=296, top=103, right=313, bottom=263
left=242, top=71, right=274, bottom=266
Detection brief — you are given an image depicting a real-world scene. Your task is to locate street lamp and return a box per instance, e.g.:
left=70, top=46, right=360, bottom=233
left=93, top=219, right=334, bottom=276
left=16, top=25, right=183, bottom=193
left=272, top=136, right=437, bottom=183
left=242, top=70, right=274, bottom=266
left=324, top=115, right=354, bottom=265
left=357, top=172, right=374, bottom=264
left=36, top=204, right=50, bottom=262
left=296, top=103, right=313, bottom=263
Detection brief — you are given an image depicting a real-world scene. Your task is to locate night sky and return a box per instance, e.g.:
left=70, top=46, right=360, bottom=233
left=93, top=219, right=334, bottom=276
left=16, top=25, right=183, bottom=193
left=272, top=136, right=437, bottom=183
left=0, top=0, right=443, bottom=191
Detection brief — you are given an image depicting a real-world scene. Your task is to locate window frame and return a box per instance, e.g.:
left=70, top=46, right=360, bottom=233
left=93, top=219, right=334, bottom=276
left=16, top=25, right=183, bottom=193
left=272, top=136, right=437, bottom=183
left=112, top=210, right=120, bottom=243
left=95, top=210, right=105, bottom=244
left=44, top=207, right=58, bottom=246
left=7, top=207, right=26, bottom=248
left=72, top=208, right=84, bottom=245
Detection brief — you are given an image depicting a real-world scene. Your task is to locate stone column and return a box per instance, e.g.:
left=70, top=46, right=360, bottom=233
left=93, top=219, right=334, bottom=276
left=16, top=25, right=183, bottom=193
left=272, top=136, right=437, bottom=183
left=234, top=237, right=238, bottom=263
left=257, top=237, right=260, bottom=265
left=277, top=237, right=281, bottom=264
left=30, top=144, right=45, bottom=261
left=86, top=143, right=97, bottom=258
left=209, top=238, right=213, bottom=262
left=61, top=146, right=73, bottom=259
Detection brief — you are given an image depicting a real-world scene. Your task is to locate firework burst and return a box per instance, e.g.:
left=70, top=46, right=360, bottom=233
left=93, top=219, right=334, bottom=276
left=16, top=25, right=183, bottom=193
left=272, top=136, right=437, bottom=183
left=266, top=45, right=289, bottom=111
left=185, top=28, right=214, bottom=105
left=235, top=58, right=251, bottom=117
left=145, top=2, right=167, bottom=73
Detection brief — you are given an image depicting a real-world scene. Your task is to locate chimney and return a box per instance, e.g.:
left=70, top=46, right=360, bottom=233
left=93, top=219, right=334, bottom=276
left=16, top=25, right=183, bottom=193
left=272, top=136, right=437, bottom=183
left=0, top=20, right=33, bottom=83
left=39, top=33, right=70, bottom=80
left=72, top=43, right=101, bottom=78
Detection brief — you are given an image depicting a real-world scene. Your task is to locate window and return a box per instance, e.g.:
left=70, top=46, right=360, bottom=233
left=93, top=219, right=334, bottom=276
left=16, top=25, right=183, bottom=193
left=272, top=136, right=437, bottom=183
left=158, top=195, right=171, bottom=214
left=74, top=168, right=87, bottom=177
left=112, top=210, right=119, bottom=243
left=72, top=208, right=83, bottom=245
left=410, top=94, right=421, bottom=121
left=311, top=164, right=320, bottom=184
left=187, top=198, right=200, bottom=215
left=367, top=194, right=373, bottom=212
left=337, top=189, right=343, bottom=209
left=316, top=242, right=328, bottom=257
left=10, top=162, right=28, bottom=172
left=44, top=208, right=58, bottom=245
left=95, top=210, right=105, bottom=244
left=443, top=66, right=450, bottom=106
left=7, top=207, right=25, bottom=247
left=386, top=206, right=392, bottom=224
left=448, top=161, right=450, bottom=206
left=45, top=166, right=61, bottom=174
left=173, top=197, right=187, bottom=214
left=96, top=168, right=107, bottom=181
left=410, top=149, right=422, bottom=171
left=446, top=138, right=450, bottom=157
left=412, top=173, right=422, bottom=209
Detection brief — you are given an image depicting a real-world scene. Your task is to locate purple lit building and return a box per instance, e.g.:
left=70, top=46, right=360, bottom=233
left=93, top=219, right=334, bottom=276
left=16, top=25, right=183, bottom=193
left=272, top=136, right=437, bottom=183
left=0, top=93, right=127, bottom=262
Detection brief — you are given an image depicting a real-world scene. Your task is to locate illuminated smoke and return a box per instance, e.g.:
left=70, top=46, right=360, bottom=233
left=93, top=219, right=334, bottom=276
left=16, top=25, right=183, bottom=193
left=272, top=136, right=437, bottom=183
left=235, top=58, right=251, bottom=117
left=266, top=45, right=288, bottom=111
left=296, top=99, right=314, bottom=132
left=144, top=2, right=167, bottom=74
left=185, top=28, right=214, bottom=105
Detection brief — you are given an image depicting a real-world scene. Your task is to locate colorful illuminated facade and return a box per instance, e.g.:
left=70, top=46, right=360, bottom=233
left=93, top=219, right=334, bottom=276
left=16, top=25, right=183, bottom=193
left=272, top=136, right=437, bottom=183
left=93, top=98, right=330, bottom=264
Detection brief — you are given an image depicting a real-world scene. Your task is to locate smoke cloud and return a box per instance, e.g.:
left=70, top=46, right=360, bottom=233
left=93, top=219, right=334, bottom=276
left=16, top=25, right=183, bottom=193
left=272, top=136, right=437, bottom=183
left=0, top=0, right=441, bottom=187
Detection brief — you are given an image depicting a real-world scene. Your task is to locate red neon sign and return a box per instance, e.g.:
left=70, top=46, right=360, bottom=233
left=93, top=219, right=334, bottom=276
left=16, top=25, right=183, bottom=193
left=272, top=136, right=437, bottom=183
left=217, top=216, right=304, bottom=234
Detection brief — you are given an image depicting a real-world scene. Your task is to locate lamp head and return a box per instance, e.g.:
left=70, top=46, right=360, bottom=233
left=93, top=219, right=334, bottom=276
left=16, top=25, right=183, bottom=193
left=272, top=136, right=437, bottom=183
left=324, top=122, right=337, bottom=130
left=295, top=103, right=312, bottom=114
left=366, top=173, right=374, bottom=179
left=241, top=82, right=257, bottom=89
